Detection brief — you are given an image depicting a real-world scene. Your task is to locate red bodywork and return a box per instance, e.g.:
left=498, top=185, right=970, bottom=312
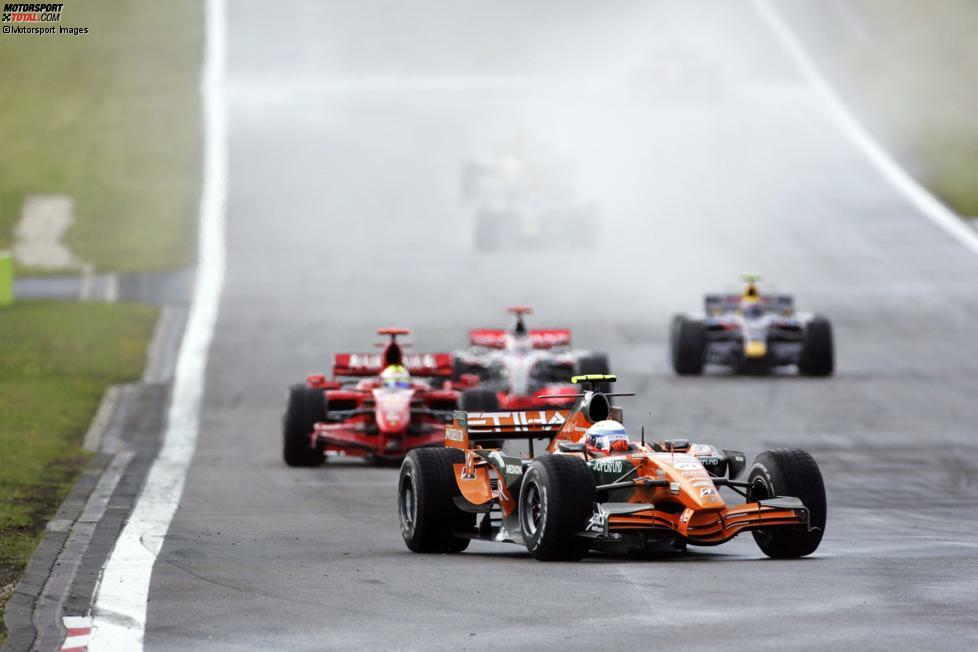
left=467, top=327, right=572, bottom=349
left=304, top=328, right=472, bottom=461
left=496, top=384, right=580, bottom=409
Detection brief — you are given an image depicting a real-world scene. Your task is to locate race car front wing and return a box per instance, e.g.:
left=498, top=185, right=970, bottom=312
left=579, top=496, right=812, bottom=546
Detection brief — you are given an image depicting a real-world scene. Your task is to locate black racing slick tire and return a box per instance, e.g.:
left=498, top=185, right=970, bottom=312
left=452, top=356, right=467, bottom=381
left=453, top=356, right=491, bottom=382
left=452, top=356, right=477, bottom=382
left=748, top=449, right=827, bottom=558
left=460, top=388, right=500, bottom=412
left=282, top=385, right=327, bottom=467
left=575, top=354, right=612, bottom=392
left=798, top=316, right=834, bottom=377
left=519, top=455, right=596, bottom=561
left=398, top=448, right=475, bottom=553
left=671, top=315, right=706, bottom=376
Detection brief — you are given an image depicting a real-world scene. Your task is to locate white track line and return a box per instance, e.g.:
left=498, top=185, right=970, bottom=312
left=753, top=0, right=978, bottom=256
left=78, top=2, right=972, bottom=649
left=88, top=0, right=227, bottom=649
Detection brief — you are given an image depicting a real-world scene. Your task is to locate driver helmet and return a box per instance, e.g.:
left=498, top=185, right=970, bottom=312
left=741, top=300, right=764, bottom=319
left=743, top=278, right=760, bottom=299
left=585, top=420, right=631, bottom=455
left=380, top=364, right=411, bottom=389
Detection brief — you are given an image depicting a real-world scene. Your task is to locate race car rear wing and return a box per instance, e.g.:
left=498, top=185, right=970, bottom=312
left=468, top=328, right=571, bottom=349
left=705, top=294, right=794, bottom=315
left=446, top=375, right=624, bottom=450
left=333, top=352, right=453, bottom=378
left=445, top=409, right=572, bottom=449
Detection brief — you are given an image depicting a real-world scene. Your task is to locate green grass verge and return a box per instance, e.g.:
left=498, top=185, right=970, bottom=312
left=787, top=1, right=978, bottom=216
left=0, top=301, right=158, bottom=642
left=846, top=1, right=978, bottom=216
left=0, top=1, right=202, bottom=273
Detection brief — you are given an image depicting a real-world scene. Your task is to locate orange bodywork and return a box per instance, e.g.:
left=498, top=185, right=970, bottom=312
left=579, top=451, right=808, bottom=545
left=598, top=503, right=806, bottom=544
left=455, top=463, right=493, bottom=505
left=455, top=457, right=519, bottom=516
left=441, top=393, right=811, bottom=548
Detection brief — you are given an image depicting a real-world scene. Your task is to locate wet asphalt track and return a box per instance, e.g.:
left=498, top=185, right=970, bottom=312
left=145, top=2, right=978, bottom=650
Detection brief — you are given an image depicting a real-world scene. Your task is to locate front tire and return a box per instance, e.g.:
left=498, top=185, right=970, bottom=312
left=748, top=448, right=827, bottom=558
left=671, top=316, right=706, bottom=376
left=519, top=455, right=596, bottom=561
left=398, top=448, right=474, bottom=553
left=282, top=385, right=326, bottom=467
left=798, top=316, right=834, bottom=376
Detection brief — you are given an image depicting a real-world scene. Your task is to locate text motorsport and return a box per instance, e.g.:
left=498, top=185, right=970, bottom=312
left=2, top=2, right=88, bottom=35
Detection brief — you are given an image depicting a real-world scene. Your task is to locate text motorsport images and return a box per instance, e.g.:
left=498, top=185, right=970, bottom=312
left=2, top=3, right=89, bottom=36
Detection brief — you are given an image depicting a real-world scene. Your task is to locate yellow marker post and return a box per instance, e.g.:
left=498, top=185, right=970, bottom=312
left=0, top=251, right=12, bottom=307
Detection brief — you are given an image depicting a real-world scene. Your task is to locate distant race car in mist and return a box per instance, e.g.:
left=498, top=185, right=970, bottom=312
left=397, top=375, right=826, bottom=560
left=670, top=275, right=834, bottom=376
left=629, top=41, right=728, bottom=104
left=282, top=328, right=472, bottom=467
left=451, top=306, right=611, bottom=411
left=461, top=150, right=597, bottom=251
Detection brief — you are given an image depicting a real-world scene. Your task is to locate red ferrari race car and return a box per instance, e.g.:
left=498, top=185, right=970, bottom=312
left=282, top=328, right=470, bottom=467
left=451, top=306, right=612, bottom=413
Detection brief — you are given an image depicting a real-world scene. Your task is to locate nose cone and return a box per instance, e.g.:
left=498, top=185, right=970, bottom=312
left=374, top=389, right=412, bottom=433
left=376, top=402, right=410, bottom=432
left=745, top=340, right=767, bottom=358
left=652, top=454, right=726, bottom=511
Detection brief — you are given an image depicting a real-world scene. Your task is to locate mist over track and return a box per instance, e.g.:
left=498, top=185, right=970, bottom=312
left=141, top=2, right=978, bottom=649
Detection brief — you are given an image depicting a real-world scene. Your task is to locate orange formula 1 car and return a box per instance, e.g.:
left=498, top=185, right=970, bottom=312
left=397, top=375, right=826, bottom=560
left=282, top=328, right=471, bottom=467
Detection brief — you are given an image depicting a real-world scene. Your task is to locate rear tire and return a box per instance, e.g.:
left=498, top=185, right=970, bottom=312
left=575, top=354, right=612, bottom=392
left=460, top=388, right=500, bottom=411
left=452, top=356, right=480, bottom=381
left=798, top=316, right=834, bottom=376
left=748, top=449, right=826, bottom=558
left=671, top=316, right=705, bottom=375
left=519, top=455, right=596, bottom=561
left=282, top=385, right=326, bottom=467
left=398, top=448, right=475, bottom=553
